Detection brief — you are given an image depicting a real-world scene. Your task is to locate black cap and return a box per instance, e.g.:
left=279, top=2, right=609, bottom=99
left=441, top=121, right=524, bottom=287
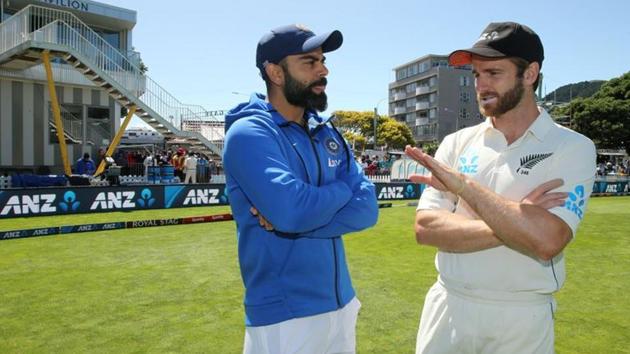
left=256, top=24, right=343, bottom=79
left=448, top=22, right=544, bottom=68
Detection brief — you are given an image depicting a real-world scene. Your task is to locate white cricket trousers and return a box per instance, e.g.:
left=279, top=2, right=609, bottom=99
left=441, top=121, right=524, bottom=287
left=243, top=297, right=361, bottom=354
left=184, top=169, right=196, bottom=184
left=416, top=282, right=555, bottom=354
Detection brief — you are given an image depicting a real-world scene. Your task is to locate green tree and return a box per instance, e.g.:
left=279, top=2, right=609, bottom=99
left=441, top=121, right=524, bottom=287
left=342, top=131, right=367, bottom=151
left=333, top=110, right=414, bottom=150
left=376, top=117, right=415, bottom=149
left=420, top=141, right=439, bottom=156
left=563, top=72, right=630, bottom=154
left=333, top=110, right=384, bottom=138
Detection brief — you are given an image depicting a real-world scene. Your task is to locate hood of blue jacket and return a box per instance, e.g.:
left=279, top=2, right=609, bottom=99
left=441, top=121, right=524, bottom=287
left=225, top=93, right=334, bottom=134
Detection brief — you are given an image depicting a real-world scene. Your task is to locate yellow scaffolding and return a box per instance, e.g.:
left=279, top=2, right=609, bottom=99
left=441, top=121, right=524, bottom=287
left=95, top=105, right=137, bottom=176
left=42, top=50, right=72, bottom=175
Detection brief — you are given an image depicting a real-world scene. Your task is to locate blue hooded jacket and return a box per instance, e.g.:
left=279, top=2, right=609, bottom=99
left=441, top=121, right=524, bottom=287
left=223, top=93, right=378, bottom=327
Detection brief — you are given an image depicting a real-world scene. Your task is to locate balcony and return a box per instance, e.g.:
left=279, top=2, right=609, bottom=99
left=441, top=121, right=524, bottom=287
left=416, top=86, right=430, bottom=95
left=394, top=107, right=407, bottom=115
left=416, top=101, right=429, bottom=110
left=392, top=92, right=406, bottom=101
left=415, top=118, right=429, bottom=126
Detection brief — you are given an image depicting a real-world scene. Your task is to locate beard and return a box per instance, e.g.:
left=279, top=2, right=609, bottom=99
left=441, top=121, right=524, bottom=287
left=282, top=66, right=328, bottom=112
left=478, top=77, right=524, bottom=117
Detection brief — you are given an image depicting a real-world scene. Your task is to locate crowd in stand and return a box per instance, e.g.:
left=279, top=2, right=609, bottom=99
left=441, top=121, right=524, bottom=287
left=357, top=154, right=396, bottom=176
left=63, top=149, right=630, bottom=182
left=86, top=146, right=221, bottom=183
left=597, top=160, right=629, bottom=176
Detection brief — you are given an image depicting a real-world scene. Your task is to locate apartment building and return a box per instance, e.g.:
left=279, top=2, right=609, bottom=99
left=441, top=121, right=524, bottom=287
left=389, top=54, right=482, bottom=143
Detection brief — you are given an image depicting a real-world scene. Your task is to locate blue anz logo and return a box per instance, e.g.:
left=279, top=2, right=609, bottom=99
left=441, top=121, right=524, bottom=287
left=220, top=188, right=229, bottom=204
left=404, top=185, right=416, bottom=198
left=458, top=150, right=479, bottom=175
left=59, top=191, right=80, bottom=212
left=565, top=185, right=586, bottom=219
left=137, top=188, right=156, bottom=208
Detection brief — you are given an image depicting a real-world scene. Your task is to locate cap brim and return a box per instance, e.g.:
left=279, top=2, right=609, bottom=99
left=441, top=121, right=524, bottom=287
left=303, top=30, right=343, bottom=54
left=448, top=47, right=508, bottom=66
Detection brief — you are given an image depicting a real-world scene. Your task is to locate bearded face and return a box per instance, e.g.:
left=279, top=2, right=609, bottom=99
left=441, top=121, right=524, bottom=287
left=281, top=64, right=328, bottom=112
left=477, top=76, right=525, bottom=118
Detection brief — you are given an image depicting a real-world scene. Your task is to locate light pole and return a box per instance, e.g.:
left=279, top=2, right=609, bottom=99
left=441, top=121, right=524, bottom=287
left=374, top=98, right=387, bottom=150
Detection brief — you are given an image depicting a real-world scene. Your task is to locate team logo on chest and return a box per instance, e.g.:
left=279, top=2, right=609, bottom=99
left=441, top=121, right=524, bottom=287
left=324, top=138, right=341, bottom=155
left=324, top=138, right=342, bottom=168
left=516, top=153, right=553, bottom=175
left=458, top=149, right=479, bottom=175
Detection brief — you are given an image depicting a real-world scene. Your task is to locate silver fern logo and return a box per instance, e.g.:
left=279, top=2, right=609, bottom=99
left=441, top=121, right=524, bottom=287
left=516, top=153, right=553, bottom=175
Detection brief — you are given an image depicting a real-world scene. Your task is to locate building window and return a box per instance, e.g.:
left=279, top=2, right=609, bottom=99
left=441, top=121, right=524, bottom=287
left=430, top=93, right=436, bottom=103
left=459, top=108, right=470, bottom=120
left=459, top=91, right=470, bottom=103
left=415, top=123, right=437, bottom=136
left=418, top=61, right=429, bottom=73
left=410, top=64, right=418, bottom=76
left=459, top=76, right=470, bottom=86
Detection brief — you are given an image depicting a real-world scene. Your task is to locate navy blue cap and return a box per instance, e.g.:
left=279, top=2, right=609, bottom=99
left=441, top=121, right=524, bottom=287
left=256, top=24, right=343, bottom=79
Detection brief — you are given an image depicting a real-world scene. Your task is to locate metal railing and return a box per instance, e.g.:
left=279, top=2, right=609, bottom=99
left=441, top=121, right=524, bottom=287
left=121, top=162, right=223, bottom=184
left=85, top=119, right=111, bottom=147
left=49, top=105, right=82, bottom=140
left=0, top=5, right=224, bottom=150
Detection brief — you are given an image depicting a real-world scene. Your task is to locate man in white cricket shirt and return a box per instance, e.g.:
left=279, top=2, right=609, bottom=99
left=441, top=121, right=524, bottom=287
left=406, top=22, right=596, bottom=353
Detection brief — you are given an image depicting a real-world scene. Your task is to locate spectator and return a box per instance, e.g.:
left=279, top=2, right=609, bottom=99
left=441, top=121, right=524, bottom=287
left=183, top=152, right=197, bottom=184
left=143, top=153, right=156, bottom=178
left=172, top=148, right=186, bottom=180
left=75, top=153, right=96, bottom=175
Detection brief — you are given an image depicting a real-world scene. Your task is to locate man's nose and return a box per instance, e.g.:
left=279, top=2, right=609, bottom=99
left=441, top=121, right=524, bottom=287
left=317, top=63, right=329, bottom=77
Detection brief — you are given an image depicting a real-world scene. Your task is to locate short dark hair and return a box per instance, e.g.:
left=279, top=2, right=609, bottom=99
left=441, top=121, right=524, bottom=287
left=263, top=58, right=288, bottom=91
left=508, top=57, right=540, bottom=91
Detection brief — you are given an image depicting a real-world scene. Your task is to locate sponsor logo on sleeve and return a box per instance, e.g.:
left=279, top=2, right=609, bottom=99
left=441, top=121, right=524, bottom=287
left=565, top=185, right=586, bottom=219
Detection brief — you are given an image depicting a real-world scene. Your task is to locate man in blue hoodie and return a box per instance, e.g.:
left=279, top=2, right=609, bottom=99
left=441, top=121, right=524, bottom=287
left=223, top=24, right=379, bottom=354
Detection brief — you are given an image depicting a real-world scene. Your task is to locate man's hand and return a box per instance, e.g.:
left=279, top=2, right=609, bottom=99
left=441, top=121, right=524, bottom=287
left=405, top=145, right=465, bottom=195
left=522, top=179, right=568, bottom=209
left=250, top=207, right=274, bottom=231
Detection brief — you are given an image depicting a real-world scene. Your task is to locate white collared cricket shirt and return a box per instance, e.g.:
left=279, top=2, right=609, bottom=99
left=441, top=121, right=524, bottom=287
left=418, top=108, right=596, bottom=297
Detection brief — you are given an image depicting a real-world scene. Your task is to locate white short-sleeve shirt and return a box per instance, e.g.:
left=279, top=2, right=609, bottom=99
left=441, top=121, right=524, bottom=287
left=418, top=108, right=596, bottom=297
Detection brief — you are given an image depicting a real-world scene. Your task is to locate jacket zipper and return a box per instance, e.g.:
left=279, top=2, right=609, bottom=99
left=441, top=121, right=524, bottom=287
left=300, top=122, right=341, bottom=307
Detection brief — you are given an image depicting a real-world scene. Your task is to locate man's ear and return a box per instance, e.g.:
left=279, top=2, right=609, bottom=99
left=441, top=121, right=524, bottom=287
left=265, top=63, right=284, bottom=86
left=524, top=62, right=540, bottom=86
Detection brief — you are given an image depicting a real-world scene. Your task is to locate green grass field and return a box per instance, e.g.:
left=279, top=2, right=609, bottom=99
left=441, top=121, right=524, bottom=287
left=0, top=197, right=628, bottom=353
